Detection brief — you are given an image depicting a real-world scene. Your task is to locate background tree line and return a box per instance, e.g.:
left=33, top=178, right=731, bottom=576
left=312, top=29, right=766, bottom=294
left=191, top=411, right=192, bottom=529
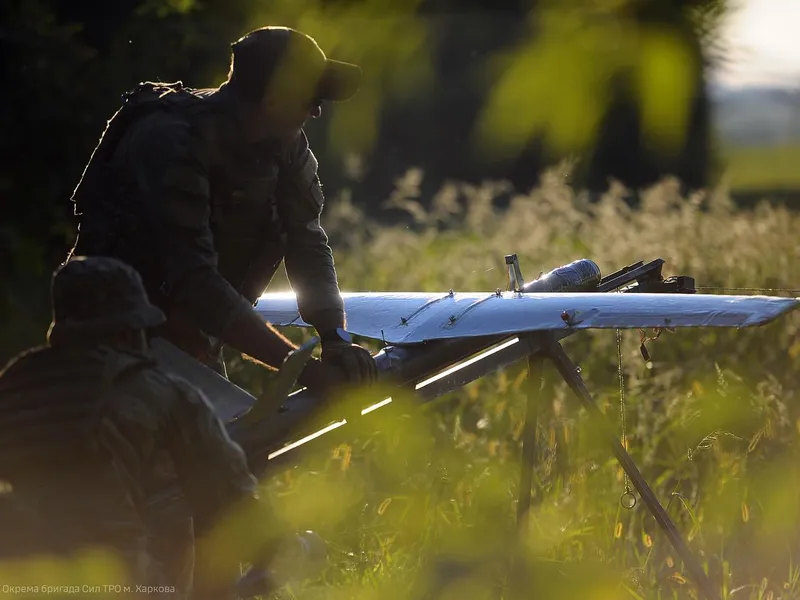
left=0, top=0, right=730, bottom=363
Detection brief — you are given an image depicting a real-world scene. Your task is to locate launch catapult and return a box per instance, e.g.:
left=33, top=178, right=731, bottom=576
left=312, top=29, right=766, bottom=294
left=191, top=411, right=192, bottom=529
left=153, top=257, right=799, bottom=600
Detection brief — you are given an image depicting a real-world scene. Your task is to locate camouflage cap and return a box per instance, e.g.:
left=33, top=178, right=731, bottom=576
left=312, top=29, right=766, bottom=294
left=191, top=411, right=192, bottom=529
left=47, top=256, right=166, bottom=344
left=230, top=26, right=361, bottom=104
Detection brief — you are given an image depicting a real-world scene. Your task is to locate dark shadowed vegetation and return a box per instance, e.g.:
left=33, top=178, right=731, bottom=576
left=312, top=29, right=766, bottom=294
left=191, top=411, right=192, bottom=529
left=2, top=1, right=800, bottom=598
left=1, top=0, right=744, bottom=362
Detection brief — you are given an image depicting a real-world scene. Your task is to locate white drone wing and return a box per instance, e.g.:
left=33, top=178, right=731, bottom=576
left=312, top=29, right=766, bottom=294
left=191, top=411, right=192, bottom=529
left=255, top=291, right=799, bottom=345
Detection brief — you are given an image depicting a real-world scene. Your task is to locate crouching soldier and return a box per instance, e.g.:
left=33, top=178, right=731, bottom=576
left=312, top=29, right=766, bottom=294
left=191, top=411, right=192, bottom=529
left=0, top=257, right=321, bottom=598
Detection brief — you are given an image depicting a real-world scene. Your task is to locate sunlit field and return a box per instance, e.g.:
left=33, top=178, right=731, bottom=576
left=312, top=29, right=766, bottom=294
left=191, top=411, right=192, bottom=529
left=3, top=0, right=800, bottom=595
left=223, top=167, right=800, bottom=600
left=723, top=145, right=800, bottom=192
left=2, top=169, right=799, bottom=599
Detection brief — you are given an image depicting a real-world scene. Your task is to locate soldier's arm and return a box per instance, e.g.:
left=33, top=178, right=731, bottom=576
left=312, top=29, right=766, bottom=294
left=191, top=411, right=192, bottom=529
left=124, top=113, right=296, bottom=368
left=102, top=367, right=287, bottom=590
left=276, top=131, right=345, bottom=335
left=162, top=377, right=287, bottom=572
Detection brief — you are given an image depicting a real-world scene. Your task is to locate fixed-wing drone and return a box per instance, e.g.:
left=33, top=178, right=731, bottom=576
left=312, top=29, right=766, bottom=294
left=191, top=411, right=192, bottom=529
left=152, top=256, right=798, bottom=600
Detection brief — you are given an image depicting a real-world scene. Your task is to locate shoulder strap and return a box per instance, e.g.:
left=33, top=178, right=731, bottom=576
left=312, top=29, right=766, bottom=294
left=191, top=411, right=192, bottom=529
left=279, top=130, right=325, bottom=215
left=89, top=347, right=159, bottom=431
left=71, top=81, right=210, bottom=216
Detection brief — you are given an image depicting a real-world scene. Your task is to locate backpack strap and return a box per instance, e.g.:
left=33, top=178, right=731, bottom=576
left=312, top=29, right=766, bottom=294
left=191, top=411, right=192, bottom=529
left=72, top=81, right=210, bottom=216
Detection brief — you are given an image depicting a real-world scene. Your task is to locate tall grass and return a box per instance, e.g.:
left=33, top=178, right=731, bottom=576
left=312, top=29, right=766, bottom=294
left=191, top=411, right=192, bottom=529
left=4, top=167, right=797, bottom=599
left=243, top=166, right=800, bottom=599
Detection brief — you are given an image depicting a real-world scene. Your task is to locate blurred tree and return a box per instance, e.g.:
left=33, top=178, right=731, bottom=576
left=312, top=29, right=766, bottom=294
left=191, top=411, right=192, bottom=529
left=0, top=0, right=733, bottom=362
left=0, top=0, right=248, bottom=361
left=331, top=0, right=733, bottom=205
left=580, top=0, right=712, bottom=194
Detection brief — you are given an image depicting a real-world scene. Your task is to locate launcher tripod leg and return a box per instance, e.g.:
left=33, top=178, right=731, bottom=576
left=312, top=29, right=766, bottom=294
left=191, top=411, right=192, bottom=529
left=516, top=354, right=543, bottom=537
left=539, top=341, right=720, bottom=600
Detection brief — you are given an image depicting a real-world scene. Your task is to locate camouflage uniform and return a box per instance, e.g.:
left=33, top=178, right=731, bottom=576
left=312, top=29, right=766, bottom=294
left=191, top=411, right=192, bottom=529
left=68, top=79, right=344, bottom=374
left=0, top=258, right=276, bottom=598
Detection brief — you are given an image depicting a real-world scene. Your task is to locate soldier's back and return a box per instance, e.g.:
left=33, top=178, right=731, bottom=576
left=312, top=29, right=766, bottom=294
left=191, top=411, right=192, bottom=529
left=0, top=343, right=185, bottom=590
left=69, top=83, right=221, bottom=275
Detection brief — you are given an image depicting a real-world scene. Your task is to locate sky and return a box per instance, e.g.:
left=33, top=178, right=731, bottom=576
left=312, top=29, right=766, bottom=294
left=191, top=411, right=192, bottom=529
left=714, top=0, right=800, bottom=88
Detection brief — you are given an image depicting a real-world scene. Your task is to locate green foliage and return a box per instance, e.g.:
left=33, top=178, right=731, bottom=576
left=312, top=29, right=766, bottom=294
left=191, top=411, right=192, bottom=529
left=0, top=0, right=744, bottom=364
left=4, top=160, right=800, bottom=598
left=4, top=0, right=799, bottom=597
left=475, top=6, right=700, bottom=157
left=198, top=168, right=800, bottom=599
left=8, top=169, right=797, bottom=598
left=722, top=145, right=800, bottom=192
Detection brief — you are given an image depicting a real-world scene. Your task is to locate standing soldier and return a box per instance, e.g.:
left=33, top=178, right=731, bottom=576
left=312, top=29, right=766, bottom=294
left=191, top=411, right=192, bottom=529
left=67, top=26, right=378, bottom=387
left=0, top=257, right=320, bottom=599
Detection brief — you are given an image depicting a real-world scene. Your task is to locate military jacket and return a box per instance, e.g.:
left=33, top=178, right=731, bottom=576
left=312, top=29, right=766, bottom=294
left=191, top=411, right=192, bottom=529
left=0, top=343, right=262, bottom=593
left=70, top=82, right=344, bottom=359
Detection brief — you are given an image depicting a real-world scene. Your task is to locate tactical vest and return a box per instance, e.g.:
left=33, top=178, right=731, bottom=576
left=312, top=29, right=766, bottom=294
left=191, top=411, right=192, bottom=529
left=199, top=102, right=287, bottom=305
left=0, top=345, right=153, bottom=558
left=71, top=81, right=288, bottom=307
left=0, top=345, right=152, bottom=479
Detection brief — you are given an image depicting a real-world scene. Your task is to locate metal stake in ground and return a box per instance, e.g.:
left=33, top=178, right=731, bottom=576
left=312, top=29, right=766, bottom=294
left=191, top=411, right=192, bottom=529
left=516, top=354, right=544, bottom=534
left=545, top=342, right=721, bottom=600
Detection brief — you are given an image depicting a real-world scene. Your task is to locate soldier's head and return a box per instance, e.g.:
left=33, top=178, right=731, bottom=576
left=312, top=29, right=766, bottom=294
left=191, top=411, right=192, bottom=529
left=46, top=256, right=165, bottom=352
left=227, top=26, right=361, bottom=140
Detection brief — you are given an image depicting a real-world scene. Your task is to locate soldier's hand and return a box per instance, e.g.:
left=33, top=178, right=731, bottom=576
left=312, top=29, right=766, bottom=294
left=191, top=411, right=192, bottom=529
left=297, top=358, right=346, bottom=394
left=321, top=339, right=379, bottom=387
